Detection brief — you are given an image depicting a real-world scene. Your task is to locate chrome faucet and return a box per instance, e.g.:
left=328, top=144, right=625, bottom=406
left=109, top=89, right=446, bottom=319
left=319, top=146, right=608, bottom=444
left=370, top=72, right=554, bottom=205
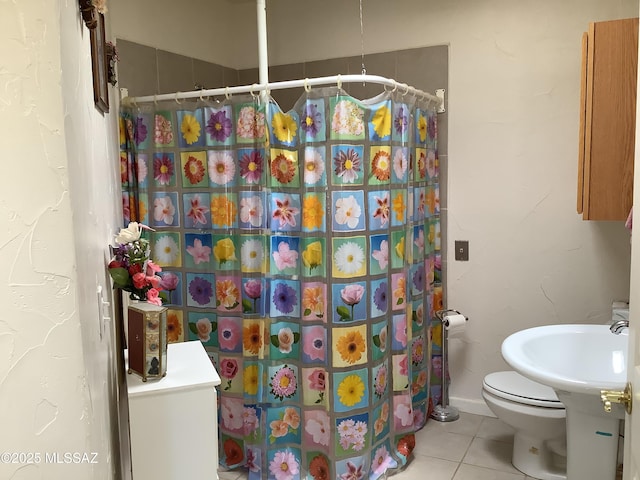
left=610, top=319, right=629, bottom=334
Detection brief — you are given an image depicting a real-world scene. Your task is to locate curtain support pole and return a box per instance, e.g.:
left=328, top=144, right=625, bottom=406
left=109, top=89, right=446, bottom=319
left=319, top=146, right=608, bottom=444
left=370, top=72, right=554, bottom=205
left=256, top=0, right=269, bottom=100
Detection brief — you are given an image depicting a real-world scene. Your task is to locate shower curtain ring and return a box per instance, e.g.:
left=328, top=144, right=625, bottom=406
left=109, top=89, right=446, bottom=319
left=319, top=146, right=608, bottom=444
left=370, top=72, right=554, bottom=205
left=199, top=89, right=209, bottom=102
left=175, top=92, right=184, bottom=104
left=304, top=78, right=311, bottom=93
left=153, top=94, right=158, bottom=106
left=383, top=81, right=398, bottom=94
left=336, top=74, right=342, bottom=90
left=250, top=83, right=259, bottom=99
left=225, top=87, right=231, bottom=100
left=402, top=84, right=410, bottom=96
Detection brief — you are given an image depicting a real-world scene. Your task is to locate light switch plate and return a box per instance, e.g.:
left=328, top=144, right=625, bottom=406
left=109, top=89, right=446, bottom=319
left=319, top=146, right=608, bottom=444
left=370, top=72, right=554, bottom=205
left=455, top=240, right=469, bottom=261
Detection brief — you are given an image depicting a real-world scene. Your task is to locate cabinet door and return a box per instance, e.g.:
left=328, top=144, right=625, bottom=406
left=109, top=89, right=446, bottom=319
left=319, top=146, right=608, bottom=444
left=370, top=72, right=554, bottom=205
left=580, top=18, right=638, bottom=221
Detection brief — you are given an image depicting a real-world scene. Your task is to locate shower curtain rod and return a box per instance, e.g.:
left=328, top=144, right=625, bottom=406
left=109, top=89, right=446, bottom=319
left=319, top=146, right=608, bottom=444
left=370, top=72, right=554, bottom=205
left=123, top=74, right=443, bottom=107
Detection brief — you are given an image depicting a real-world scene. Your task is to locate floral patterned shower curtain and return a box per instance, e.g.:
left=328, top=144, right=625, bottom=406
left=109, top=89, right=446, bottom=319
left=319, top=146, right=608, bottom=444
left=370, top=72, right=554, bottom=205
left=119, top=86, right=441, bottom=480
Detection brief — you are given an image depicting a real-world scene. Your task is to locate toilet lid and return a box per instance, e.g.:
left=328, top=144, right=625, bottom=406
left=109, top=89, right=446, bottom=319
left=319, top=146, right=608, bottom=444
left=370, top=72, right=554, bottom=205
left=484, top=371, right=564, bottom=409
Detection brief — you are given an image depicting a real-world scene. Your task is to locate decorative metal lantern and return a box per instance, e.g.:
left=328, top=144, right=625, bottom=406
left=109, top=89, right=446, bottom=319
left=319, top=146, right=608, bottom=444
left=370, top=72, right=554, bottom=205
left=127, top=302, right=167, bottom=382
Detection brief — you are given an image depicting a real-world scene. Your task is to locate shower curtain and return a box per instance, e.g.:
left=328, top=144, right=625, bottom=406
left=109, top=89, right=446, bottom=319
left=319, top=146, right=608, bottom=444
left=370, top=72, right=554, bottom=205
left=120, top=86, right=442, bottom=480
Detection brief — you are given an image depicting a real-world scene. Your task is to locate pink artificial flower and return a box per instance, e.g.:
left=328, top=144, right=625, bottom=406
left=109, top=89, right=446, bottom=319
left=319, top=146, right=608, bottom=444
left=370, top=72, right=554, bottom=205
left=399, top=355, right=409, bottom=376
left=308, top=369, right=326, bottom=390
left=146, top=275, right=161, bottom=289
left=269, top=450, right=299, bottom=480
left=243, top=279, right=262, bottom=299
left=146, top=288, right=162, bottom=305
left=340, top=284, right=364, bottom=306
left=302, top=325, right=325, bottom=361
left=414, top=229, right=425, bottom=254
left=146, top=260, right=162, bottom=275
left=372, top=240, right=389, bottom=270
left=272, top=196, right=300, bottom=228
left=186, top=238, right=212, bottom=265
left=219, top=358, right=239, bottom=379
left=159, top=272, right=179, bottom=291
left=218, top=317, right=241, bottom=351
left=132, top=272, right=147, bottom=289
left=272, top=241, right=298, bottom=271
left=394, top=315, right=408, bottom=347
left=187, top=195, right=209, bottom=226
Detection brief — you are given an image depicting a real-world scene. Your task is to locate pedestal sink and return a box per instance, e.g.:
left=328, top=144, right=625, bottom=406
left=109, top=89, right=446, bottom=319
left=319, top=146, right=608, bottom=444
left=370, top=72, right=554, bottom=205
left=502, top=324, right=628, bottom=480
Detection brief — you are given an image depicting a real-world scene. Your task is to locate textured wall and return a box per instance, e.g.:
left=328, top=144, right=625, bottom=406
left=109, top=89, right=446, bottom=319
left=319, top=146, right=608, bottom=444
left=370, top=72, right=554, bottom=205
left=0, top=1, right=120, bottom=478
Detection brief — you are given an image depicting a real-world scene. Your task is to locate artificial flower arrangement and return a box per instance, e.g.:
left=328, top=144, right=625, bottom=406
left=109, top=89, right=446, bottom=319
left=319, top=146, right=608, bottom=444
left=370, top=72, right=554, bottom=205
left=108, top=222, right=163, bottom=306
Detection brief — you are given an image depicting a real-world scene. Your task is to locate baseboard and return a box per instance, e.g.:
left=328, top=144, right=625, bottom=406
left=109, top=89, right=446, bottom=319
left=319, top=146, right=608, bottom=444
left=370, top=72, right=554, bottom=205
left=449, top=396, right=495, bottom=417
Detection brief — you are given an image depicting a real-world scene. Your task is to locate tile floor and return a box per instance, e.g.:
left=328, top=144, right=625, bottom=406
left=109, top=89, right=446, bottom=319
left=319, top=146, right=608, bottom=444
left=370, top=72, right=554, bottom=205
left=218, top=412, right=543, bottom=480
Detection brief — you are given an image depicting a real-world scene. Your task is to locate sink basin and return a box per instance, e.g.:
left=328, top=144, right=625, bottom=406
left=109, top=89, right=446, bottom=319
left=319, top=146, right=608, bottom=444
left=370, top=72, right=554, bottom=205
left=502, top=324, right=629, bottom=480
left=502, top=324, right=628, bottom=394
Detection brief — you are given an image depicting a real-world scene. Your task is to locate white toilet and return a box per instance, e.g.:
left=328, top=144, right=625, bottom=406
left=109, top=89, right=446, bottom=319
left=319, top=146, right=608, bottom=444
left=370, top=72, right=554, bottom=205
left=482, top=371, right=567, bottom=480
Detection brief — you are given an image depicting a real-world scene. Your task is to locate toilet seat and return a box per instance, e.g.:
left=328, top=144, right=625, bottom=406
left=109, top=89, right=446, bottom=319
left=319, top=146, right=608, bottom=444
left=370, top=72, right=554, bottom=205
left=484, top=371, right=564, bottom=409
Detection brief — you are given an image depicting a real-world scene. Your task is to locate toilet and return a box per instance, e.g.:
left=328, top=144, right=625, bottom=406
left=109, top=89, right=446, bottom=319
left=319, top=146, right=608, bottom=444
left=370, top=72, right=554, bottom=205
left=482, top=371, right=567, bottom=480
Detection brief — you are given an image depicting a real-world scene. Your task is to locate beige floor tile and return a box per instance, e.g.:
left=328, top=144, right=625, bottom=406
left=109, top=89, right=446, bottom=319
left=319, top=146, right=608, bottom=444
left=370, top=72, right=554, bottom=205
left=476, top=417, right=516, bottom=443
left=462, top=437, right=521, bottom=475
left=397, top=453, right=459, bottom=480
left=423, top=412, right=484, bottom=437
left=415, top=427, right=474, bottom=462
left=453, top=464, right=525, bottom=480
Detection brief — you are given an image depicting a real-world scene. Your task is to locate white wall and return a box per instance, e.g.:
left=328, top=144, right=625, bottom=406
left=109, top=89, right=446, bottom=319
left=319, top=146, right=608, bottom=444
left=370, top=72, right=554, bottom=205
left=109, top=0, right=636, bottom=413
left=0, top=1, right=120, bottom=478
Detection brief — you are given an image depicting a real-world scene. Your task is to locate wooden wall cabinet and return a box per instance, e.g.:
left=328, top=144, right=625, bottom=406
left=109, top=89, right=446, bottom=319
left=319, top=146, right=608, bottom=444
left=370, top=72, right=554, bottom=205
left=578, top=18, right=638, bottom=220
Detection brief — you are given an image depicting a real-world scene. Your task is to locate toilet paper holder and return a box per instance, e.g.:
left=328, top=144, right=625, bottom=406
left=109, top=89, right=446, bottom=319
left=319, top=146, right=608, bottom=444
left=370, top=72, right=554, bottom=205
left=431, top=309, right=468, bottom=422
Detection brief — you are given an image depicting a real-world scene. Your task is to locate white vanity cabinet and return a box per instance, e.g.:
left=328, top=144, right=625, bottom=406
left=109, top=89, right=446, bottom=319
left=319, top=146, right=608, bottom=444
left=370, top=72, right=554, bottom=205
left=126, top=341, right=221, bottom=479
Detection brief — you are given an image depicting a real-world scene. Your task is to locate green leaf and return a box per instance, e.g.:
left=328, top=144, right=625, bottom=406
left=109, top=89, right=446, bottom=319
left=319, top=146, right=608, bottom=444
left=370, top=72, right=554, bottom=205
left=293, top=332, right=300, bottom=343
left=242, top=299, right=253, bottom=313
left=373, top=335, right=381, bottom=347
left=108, top=267, right=130, bottom=287
left=188, top=323, right=199, bottom=335
left=211, top=322, right=217, bottom=332
left=337, top=306, right=351, bottom=320
left=304, top=308, right=311, bottom=316
left=270, top=334, right=280, bottom=347
left=397, top=298, right=404, bottom=305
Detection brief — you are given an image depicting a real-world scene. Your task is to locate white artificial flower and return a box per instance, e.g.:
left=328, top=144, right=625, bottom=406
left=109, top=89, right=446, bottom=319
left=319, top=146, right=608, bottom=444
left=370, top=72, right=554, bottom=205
left=305, top=417, right=330, bottom=446
left=153, top=195, right=176, bottom=225
left=335, top=195, right=362, bottom=229
left=240, top=195, right=264, bottom=227
left=241, top=239, right=264, bottom=271
left=393, top=147, right=408, bottom=180
left=115, top=222, right=142, bottom=244
left=154, top=235, right=179, bottom=265
left=221, top=399, right=244, bottom=430
left=208, top=150, right=236, bottom=185
left=303, top=148, right=325, bottom=185
left=334, top=242, right=365, bottom=275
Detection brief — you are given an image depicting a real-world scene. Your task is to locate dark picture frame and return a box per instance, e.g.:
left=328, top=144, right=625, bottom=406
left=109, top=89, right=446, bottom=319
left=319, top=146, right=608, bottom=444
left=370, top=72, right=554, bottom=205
left=90, top=14, right=109, bottom=113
